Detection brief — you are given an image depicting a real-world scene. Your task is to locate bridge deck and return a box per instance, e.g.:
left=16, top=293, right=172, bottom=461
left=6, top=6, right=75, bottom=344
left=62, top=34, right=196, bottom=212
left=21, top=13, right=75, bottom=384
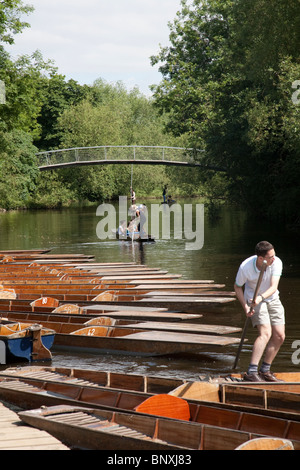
left=36, top=145, right=225, bottom=172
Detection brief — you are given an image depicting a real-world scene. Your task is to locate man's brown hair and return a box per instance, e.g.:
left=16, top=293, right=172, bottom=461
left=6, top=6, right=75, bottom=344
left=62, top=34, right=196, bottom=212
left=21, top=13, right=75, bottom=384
left=255, top=241, right=274, bottom=257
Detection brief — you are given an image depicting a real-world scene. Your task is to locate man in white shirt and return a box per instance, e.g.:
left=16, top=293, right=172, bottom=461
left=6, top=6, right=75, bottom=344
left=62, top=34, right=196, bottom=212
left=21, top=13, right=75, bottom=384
left=234, top=241, right=285, bottom=382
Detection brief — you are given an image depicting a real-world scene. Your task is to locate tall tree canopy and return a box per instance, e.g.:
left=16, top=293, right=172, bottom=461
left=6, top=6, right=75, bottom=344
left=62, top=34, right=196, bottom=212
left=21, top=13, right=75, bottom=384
left=0, top=0, right=32, bottom=45
left=151, top=0, right=300, bottom=224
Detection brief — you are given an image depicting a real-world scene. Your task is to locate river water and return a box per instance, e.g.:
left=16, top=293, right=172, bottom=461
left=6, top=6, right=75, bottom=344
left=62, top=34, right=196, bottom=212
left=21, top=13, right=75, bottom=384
left=0, top=200, right=299, bottom=380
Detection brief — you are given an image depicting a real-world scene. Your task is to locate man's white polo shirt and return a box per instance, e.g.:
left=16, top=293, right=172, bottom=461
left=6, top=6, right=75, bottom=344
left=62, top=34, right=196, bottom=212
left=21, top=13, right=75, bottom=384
left=235, top=255, right=282, bottom=304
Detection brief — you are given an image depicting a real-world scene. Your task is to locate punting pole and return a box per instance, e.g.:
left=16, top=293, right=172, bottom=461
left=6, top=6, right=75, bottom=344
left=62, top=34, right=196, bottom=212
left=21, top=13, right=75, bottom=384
left=232, top=259, right=268, bottom=370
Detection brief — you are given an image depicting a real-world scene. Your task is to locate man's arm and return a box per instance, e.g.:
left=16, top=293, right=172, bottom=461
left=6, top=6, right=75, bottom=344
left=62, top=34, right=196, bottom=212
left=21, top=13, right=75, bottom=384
left=234, top=283, right=252, bottom=316
left=253, top=276, right=281, bottom=305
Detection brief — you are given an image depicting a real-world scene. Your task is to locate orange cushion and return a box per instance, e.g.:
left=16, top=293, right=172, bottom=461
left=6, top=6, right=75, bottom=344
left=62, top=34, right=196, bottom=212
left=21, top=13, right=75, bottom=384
left=134, top=394, right=190, bottom=421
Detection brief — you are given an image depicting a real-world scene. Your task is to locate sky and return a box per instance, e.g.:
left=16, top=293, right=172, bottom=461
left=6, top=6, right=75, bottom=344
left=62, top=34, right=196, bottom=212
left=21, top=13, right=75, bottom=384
left=7, top=0, right=183, bottom=95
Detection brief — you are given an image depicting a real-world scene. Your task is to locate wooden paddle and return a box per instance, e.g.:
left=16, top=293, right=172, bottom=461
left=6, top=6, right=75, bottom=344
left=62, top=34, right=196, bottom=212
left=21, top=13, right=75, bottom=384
left=232, top=259, right=267, bottom=369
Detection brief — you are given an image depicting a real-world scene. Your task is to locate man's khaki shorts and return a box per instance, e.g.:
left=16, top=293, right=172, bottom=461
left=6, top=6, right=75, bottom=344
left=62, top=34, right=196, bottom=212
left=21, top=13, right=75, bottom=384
left=251, top=297, right=285, bottom=327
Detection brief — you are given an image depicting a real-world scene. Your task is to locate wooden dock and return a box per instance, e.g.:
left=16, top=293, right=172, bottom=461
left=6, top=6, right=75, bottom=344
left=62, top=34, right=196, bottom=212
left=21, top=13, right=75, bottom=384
left=0, top=400, right=69, bottom=450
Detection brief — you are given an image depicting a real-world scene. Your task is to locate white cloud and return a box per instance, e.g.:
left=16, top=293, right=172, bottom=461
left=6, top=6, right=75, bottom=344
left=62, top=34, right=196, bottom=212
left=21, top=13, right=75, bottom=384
left=7, top=0, right=182, bottom=94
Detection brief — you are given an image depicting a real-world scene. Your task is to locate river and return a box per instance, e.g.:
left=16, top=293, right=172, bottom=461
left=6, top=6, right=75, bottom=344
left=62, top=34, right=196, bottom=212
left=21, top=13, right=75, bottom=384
left=0, top=200, right=299, bottom=380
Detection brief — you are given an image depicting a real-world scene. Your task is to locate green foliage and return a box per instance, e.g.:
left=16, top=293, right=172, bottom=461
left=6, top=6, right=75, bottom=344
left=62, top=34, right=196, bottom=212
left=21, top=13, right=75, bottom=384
left=0, top=51, right=59, bottom=138
left=0, top=129, right=38, bottom=209
left=54, top=79, right=189, bottom=203
left=0, top=0, right=33, bottom=45
left=30, top=171, right=75, bottom=209
left=36, top=75, right=90, bottom=150
left=151, top=0, right=300, bottom=224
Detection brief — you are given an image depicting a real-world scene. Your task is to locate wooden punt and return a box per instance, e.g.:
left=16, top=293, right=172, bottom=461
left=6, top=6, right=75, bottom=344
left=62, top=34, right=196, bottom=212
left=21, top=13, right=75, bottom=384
left=0, top=314, right=242, bottom=337
left=0, top=305, right=203, bottom=323
left=0, top=297, right=206, bottom=320
left=0, top=249, right=51, bottom=255
left=0, top=275, right=236, bottom=305
left=220, top=383, right=300, bottom=414
left=77, top=304, right=201, bottom=321
left=220, top=379, right=300, bottom=393
left=0, top=282, right=235, bottom=298
left=0, top=288, right=235, bottom=310
left=52, top=324, right=241, bottom=357
left=83, top=317, right=241, bottom=335
left=17, top=401, right=300, bottom=450
left=171, top=381, right=300, bottom=415
left=0, top=295, right=232, bottom=319
left=142, top=289, right=235, bottom=297
left=229, top=372, right=300, bottom=383
left=136, top=295, right=235, bottom=310
left=0, top=255, right=95, bottom=264
left=0, top=322, right=54, bottom=363
left=0, top=365, right=190, bottom=393
left=0, top=284, right=235, bottom=300
left=0, top=376, right=299, bottom=447
left=0, top=299, right=170, bottom=314
left=0, top=257, right=235, bottom=314
left=0, top=271, right=182, bottom=280
left=0, top=259, right=234, bottom=301
left=2, top=365, right=300, bottom=424
left=115, top=231, right=155, bottom=242
left=235, top=437, right=294, bottom=450
left=0, top=272, right=184, bottom=282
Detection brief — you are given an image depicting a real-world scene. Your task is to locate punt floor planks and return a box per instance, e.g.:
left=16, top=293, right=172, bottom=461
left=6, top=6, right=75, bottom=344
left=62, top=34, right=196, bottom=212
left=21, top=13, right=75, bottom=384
left=0, top=401, right=69, bottom=450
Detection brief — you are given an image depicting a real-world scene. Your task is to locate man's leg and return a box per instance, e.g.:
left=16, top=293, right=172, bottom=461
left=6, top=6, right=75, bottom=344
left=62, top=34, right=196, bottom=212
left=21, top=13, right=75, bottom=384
left=250, top=324, right=272, bottom=364
left=244, top=324, right=271, bottom=381
left=259, top=298, right=285, bottom=381
left=257, top=324, right=285, bottom=381
left=261, top=324, right=285, bottom=366
left=245, top=298, right=285, bottom=382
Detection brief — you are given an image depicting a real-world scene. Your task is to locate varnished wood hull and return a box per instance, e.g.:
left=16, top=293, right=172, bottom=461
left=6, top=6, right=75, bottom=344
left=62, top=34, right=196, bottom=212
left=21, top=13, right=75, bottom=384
left=18, top=402, right=300, bottom=450
left=235, top=437, right=294, bottom=450
left=0, top=323, right=54, bottom=363
left=0, top=255, right=235, bottom=314
left=53, top=327, right=241, bottom=356
left=0, top=306, right=202, bottom=323
left=0, top=295, right=235, bottom=312
left=0, top=313, right=242, bottom=336
left=0, top=366, right=300, bottom=450
left=18, top=405, right=202, bottom=450
left=0, top=319, right=241, bottom=357
left=171, top=379, right=300, bottom=416
left=0, top=365, right=189, bottom=393
left=229, top=372, right=300, bottom=383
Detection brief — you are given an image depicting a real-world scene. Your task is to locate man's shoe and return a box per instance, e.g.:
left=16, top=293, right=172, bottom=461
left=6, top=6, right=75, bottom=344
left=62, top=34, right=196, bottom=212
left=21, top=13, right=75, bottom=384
left=243, top=373, right=264, bottom=382
left=259, top=371, right=284, bottom=382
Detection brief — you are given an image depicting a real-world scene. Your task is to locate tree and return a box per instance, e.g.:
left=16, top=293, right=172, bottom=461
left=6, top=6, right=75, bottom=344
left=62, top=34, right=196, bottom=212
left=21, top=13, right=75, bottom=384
left=36, top=75, right=90, bottom=150
left=151, top=0, right=300, bottom=224
left=0, top=129, right=38, bottom=209
left=0, top=1, right=41, bottom=209
left=53, top=79, right=186, bottom=202
left=0, top=0, right=33, bottom=45
left=0, top=51, right=58, bottom=138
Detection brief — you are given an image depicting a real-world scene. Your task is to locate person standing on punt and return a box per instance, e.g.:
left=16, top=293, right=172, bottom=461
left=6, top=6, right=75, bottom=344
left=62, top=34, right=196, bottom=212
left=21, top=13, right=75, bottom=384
left=130, top=187, right=136, bottom=205
left=234, top=241, right=285, bottom=382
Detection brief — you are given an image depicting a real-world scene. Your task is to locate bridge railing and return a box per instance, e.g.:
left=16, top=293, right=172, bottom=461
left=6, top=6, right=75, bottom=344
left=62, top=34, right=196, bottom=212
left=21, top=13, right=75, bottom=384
left=36, top=145, right=203, bottom=168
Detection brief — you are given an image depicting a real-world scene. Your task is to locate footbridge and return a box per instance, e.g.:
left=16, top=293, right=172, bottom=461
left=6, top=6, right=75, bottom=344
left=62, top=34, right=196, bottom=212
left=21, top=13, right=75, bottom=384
left=36, top=145, right=225, bottom=172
